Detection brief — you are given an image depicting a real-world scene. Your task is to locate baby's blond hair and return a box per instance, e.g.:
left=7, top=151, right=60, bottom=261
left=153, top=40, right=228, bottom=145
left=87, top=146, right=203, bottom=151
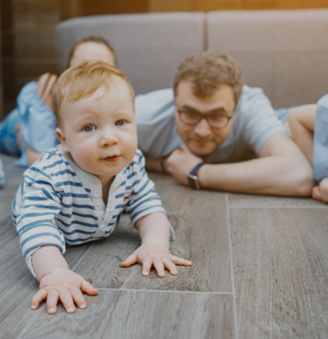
left=52, top=60, right=134, bottom=125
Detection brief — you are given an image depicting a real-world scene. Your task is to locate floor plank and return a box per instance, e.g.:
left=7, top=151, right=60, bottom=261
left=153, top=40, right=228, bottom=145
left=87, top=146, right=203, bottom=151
left=228, top=193, right=327, bottom=209
left=20, top=290, right=235, bottom=339
left=0, top=212, right=93, bottom=339
left=73, top=174, right=232, bottom=292
left=230, top=208, right=328, bottom=338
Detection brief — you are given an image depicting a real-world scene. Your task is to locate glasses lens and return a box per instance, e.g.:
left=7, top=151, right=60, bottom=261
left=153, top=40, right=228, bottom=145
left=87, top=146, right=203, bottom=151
left=208, top=115, right=229, bottom=128
left=180, top=111, right=200, bottom=125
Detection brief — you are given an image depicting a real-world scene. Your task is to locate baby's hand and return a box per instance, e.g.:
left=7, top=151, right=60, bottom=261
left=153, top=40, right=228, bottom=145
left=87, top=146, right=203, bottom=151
left=121, top=239, right=192, bottom=277
left=31, top=268, right=98, bottom=314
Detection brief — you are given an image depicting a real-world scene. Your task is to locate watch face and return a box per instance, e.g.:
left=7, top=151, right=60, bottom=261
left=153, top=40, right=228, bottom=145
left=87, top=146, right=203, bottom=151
left=188, top=174, right=199, bottom=190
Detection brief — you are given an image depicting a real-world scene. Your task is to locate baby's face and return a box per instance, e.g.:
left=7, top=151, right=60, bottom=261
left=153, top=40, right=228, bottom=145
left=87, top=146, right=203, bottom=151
left=56, top=78, right=137, bottom=184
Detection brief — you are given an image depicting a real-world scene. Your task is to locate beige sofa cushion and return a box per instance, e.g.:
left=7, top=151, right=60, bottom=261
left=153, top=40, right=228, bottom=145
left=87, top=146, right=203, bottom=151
left=56, top=12, right=204, bottom=95
left=207, top=9, right=328, bottom=107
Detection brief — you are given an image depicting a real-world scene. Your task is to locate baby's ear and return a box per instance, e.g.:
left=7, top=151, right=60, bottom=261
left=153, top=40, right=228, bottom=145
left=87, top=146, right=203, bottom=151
left=55, top=127, right=69, bottom=153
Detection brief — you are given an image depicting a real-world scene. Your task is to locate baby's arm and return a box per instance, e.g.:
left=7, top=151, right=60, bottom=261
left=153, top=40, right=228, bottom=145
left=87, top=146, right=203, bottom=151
left=30, top=246, right=98, bottom=314
left=287, top=104, right=316, bottom=164
left=121, top=212, right=192, bottom=277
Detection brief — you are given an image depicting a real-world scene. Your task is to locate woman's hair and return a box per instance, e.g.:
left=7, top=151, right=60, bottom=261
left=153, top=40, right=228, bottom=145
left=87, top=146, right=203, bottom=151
left=67, top=36, right=116, bottom=68
left=173, top=51, right=244, bottom=105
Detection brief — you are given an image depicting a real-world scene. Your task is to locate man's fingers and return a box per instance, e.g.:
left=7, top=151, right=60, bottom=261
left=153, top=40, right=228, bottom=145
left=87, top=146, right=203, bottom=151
left=70, top=286, right=87, bottom=309
left=46, top=289, right=59, bottom=314
left=31, top=289, right=48, bottom=310
left=163, top=258, right=178, bottom=276
left=59, top=288, right=76, bottom=314
left=170, top=255, right=192, bottom=266
left=141, top=257, right=152, bottom=276
left=81, top=280, right=98, bottom=296
left=121, top=252, right=138, bottom=267
left=153, top=258, right=165, bottom=277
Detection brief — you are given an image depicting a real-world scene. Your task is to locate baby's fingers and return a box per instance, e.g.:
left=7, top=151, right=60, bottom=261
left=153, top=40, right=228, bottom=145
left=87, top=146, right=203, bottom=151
left=70, top=286, right=87, bottom=309
left=170, top=255, right=192, bottom=266
left=141, top=257, right=152, bottom=276
left=59, top=288, right=76, bottom=314
left=153, top=258, right=166, bottom=278
left=163, top=258, right=178, bottom=276
left=31, top=289, right=48, bottom=310
left=46, top=289, right=59, bottom=314
left=121, top=252, right=138, bottom=267
left=312, top=186, right=322, bottom=201
left=81, top=279, right=98, bottom=296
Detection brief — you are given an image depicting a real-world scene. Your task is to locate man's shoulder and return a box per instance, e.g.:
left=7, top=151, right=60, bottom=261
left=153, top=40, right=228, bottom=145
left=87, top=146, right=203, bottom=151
left=135, top=88, right=175, bottom=124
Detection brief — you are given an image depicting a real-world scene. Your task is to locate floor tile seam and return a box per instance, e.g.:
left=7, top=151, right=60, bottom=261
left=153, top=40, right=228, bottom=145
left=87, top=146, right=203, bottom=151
left=16, top=305, right=46, bottom=339
left=71, top=243, right=94, bottom=271
left=226, top=193, right=239, bottom=339
left=229, top=205, right=328, bottom=209
left=96, top=287, right=233, bottom=295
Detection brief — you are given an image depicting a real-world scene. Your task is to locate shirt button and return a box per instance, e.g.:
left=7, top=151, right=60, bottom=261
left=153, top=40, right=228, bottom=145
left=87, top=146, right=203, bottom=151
left=94, top=191, right=101, bottom=198
left=96, top=200, right=102, bottom=207
left=101, top=224, right=106, bottom=230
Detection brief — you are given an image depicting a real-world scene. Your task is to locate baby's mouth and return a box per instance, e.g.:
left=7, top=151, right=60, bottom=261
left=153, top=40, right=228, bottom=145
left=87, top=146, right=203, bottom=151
left=102, top=155, right=121, bottom=162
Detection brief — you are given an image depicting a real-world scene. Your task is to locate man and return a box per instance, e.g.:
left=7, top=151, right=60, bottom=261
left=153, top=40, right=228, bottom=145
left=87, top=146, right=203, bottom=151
left=135, top=51, right=314, bottom=196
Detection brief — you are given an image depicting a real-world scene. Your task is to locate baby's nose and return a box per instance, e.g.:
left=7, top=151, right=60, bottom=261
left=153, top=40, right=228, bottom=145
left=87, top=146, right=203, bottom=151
left=100, top=132, right=119, bottom=147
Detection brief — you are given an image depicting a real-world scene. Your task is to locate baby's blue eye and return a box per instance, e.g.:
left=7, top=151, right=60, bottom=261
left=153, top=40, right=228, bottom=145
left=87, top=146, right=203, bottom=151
left=83, top=125, right=95, bottom=132
left=116, top=120, right=126, bottom=126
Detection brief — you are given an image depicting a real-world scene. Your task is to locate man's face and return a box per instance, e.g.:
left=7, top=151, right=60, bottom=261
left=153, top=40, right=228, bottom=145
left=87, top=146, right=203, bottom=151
left=175, top=80, right=236, bottom=157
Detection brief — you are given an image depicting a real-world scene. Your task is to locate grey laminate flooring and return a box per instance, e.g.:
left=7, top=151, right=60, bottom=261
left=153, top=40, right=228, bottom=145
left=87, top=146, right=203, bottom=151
left=1, top=153, right=328, bottom=339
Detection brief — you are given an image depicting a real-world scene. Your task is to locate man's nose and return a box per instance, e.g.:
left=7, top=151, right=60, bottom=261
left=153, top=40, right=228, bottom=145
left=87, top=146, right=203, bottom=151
left=99, top=128, right=119, bottom=147
left=194, top=118, right=212, bottom=137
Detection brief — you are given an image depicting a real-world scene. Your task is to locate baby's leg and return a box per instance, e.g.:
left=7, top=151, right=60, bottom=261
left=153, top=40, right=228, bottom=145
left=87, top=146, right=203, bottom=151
left=312, top=178, right=328, bottom=202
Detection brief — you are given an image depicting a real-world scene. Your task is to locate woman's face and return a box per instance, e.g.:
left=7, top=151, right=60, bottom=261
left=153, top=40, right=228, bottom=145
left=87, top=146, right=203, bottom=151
left=69, top=41, right=116, bottom=67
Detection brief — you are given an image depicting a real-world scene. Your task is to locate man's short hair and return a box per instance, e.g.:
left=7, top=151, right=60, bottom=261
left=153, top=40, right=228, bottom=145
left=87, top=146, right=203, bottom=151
left=67, top=36, right=117, bottom=68
left=173, top=51, right=244, bottom=105
left=52, top=60, right=134, bottom=125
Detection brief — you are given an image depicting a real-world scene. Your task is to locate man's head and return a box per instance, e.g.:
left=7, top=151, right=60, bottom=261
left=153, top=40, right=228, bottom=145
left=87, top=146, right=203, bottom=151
left=53, top=61, right=137, bottom=182
left=173, top=51, right=244, bottom=157
left=68, top=36, right=116, bottom=68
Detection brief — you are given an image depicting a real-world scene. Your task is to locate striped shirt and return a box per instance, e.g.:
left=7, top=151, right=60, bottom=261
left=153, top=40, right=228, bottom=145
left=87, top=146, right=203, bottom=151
left=12, top=146, right=166, bottom=276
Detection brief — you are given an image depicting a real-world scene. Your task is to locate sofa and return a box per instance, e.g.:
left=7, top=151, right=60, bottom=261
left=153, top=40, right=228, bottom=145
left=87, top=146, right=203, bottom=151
left=57, top=9, right=328, bottom=108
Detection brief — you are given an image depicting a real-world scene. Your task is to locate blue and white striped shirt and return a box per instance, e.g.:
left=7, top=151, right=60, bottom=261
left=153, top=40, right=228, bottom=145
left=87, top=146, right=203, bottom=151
left=12, top=146, right=166, bottom=276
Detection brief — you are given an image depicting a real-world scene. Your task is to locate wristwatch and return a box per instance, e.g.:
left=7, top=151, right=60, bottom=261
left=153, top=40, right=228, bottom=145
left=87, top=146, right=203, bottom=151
left=187, top=163, right=204, bottom=190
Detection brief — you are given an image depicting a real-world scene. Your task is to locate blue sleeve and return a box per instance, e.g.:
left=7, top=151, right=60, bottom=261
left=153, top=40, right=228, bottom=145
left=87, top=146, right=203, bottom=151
left=313, top=94, right=328, bottom=181
left=16, top=82, right=59, bottom=160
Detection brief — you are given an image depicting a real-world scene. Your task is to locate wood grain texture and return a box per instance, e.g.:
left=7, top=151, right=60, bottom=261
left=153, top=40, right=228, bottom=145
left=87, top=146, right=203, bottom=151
left=228, top=192, right=327, bottom=209
left=0, top=207, right=93, bottom=339
left=230, top=208, right=328, bottom=338
left=73, top=174, right=232, bottom=292
left=21, top=290, right=235, bottom=339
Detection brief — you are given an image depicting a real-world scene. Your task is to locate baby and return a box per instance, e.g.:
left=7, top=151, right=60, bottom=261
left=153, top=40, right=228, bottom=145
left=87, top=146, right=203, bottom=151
left=12, top=60, right=192, bottom=315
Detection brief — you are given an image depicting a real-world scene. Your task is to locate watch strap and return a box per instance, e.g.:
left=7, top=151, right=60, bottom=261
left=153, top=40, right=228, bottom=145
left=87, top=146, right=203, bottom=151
left=190, top=163, right=205, bottom=176
left=187, top=163, right=204, bottom=190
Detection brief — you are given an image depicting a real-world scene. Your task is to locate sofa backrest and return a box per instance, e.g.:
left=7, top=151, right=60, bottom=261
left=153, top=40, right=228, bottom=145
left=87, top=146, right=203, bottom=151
left=56, top=13, right=204, bottom=96
left=57, top=9, right=328, bottom=107
left=208, top=9, right=328, bottom=108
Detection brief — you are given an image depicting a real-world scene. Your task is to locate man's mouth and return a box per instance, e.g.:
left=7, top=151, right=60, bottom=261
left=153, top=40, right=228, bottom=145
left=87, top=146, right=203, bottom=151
left=102, top=155, right=120, bottom=162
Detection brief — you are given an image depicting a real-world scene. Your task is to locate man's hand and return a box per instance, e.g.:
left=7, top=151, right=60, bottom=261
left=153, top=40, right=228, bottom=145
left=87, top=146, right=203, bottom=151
left=38, top=73, right=58, bottom=111
left=31, top=268, right=98, bottom=314
left=166, top=144, right=203, bottom=185
left=121, top=239, right=192, bottom=277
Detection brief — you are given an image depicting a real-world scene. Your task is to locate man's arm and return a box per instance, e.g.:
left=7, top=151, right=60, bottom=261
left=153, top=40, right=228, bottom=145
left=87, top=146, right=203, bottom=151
left=287, top=104, right=316, bottom=165
left=166, top=133, right=314, bottom=196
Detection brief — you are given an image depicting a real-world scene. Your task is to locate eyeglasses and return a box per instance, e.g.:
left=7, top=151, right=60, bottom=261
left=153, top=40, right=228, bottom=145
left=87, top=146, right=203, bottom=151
left=177, top=109, right=235, bottom=129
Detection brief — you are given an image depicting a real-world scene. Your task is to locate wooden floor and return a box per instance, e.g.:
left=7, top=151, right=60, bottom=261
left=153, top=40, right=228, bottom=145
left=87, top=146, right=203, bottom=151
left=1, top=152, right=328, bottom=339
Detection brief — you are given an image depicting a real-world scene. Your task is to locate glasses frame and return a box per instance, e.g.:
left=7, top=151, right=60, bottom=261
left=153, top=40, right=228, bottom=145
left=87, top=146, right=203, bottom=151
left=177, top=109, right=235, bottom=129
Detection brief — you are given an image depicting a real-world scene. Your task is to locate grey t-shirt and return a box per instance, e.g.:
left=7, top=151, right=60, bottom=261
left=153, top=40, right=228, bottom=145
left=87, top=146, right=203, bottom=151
left=135, top=85, right=287, bottom=164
